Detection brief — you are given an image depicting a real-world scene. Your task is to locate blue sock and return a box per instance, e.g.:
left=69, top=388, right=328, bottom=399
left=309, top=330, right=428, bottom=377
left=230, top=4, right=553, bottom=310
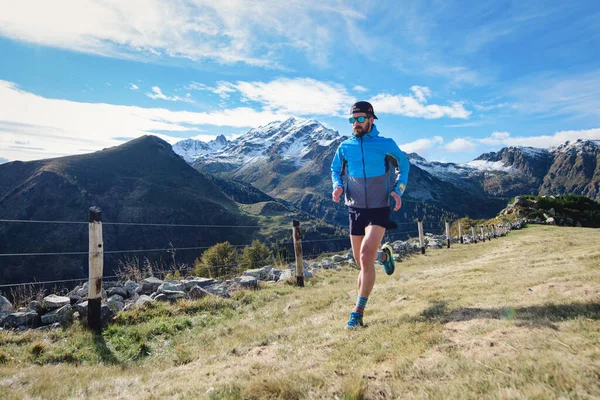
left=356, top=296, right=368, bottom=314
left=376, top=251, right=383, bottom=262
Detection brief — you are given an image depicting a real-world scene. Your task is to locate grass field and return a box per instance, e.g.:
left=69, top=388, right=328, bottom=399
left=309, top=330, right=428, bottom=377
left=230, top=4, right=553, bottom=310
left=1, top=224, right=599, bottom=399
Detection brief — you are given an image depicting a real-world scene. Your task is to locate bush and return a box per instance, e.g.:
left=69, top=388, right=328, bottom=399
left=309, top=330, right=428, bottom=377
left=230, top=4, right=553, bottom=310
left=193, top=241, right=239, bottom=278
left=240, top=240, right=272, bottom=269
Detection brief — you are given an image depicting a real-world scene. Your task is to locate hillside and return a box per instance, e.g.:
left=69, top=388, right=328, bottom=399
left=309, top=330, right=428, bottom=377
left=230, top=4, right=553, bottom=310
left=1, top=225, right=598, bottom=399
left=0, top=136, right=259, bottom=285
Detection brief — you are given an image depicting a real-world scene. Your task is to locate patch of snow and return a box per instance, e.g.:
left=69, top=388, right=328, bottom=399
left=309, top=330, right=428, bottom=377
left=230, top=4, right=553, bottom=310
left=465, top=160, right=514, bottom=172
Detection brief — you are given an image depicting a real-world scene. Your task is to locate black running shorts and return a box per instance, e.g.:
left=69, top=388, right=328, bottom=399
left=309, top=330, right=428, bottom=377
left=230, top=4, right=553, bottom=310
left=348, top=207, right=391, bottom=236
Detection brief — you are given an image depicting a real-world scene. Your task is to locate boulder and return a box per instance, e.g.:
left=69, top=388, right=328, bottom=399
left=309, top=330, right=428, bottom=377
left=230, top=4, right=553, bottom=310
left=134, top=295, right=155, bottom=308
left=237, top=276, right=258, bottom=290
left=1, top=311, right=40, bottom=328
left=41, top=304, right=73, bottom=325
left=188, top=286, right=209, bottom=299
left=183, top=278, right=216, bottom=290
left=140, top=277, right=163, bottom=294
left=42, top=294, right=70, bottom=310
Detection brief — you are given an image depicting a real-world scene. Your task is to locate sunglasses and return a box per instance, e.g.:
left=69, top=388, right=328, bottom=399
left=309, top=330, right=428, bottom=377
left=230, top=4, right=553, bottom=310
left=349, top=116, right=370, bottom=124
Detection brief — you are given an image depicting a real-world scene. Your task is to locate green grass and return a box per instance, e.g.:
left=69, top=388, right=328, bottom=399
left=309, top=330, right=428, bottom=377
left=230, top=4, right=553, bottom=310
left=0, top=225, right=599, bottom=399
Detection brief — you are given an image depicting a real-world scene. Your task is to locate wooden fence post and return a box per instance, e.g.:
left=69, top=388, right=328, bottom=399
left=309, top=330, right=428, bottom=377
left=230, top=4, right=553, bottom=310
left=459, top=222, right=463, bottom=244
left=481, top=224, right=485, bottom=242
left=418, top=218, right=425, bottom=254
left=88, top=207, right=103, bottom=331
left=445, top=220, right=451, bottom=248
left=471, top=226, right=477, bottom=243
left=292, top=220, right=304, bottom=287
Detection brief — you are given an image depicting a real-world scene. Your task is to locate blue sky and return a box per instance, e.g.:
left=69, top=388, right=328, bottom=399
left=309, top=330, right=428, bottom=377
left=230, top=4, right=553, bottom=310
left=0, top=0, right=599, bottom=164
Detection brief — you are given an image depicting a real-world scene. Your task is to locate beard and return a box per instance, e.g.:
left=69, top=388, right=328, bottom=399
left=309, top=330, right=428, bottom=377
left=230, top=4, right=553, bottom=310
left=352, top=120, right=372, bottom=137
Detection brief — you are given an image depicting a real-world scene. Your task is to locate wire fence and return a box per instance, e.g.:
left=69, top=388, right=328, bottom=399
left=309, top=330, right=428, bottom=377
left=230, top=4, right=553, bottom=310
left=0, top=215, right=512, bottom=290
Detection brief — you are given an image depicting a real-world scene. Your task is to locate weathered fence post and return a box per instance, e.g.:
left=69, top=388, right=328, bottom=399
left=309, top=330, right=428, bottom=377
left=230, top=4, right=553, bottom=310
left=481, top=224, right=485, bottom=242
left=459, top=222, right=463, bottom=244
left=292, top=220, right=304, bottom=287
left=445, top=220, right=451, bottom=248
left=492, top=224, right=497, bottom=238
left=471, top=226, right=477, bottom=243
left=88, top=207, right=103, bottom=331
left=418, top=218, right=425, bottom=254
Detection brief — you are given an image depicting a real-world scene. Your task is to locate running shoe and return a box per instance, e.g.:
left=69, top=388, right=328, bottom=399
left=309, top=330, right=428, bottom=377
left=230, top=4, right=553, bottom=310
left=344, top=312, right=364, bottom=330
left=381, top=242, right=395, bottom=275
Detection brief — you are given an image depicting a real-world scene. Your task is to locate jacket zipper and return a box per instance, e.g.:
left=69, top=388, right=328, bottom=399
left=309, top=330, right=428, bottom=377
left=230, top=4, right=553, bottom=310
left=360, top=137, right=368, bottom=208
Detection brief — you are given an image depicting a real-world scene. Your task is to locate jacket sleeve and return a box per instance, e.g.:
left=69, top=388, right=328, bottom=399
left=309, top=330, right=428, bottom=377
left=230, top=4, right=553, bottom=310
left=387, top=141, right=410, bottom=196
left=330, top=144, right=344, bottom=190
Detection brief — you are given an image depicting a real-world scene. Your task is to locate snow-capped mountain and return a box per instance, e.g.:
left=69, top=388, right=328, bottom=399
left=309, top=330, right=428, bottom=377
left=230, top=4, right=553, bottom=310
left=172, top=134, right=228, bottom=163
left=171, top=119, right=599, bottom=227
left=187, top=117, right=342, bottom=176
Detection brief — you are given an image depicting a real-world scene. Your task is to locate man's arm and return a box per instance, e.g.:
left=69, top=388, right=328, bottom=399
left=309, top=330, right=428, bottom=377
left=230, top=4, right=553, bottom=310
left=331, top=145, right=344, bottom=202
left=387, top=140, right=410, bottom=210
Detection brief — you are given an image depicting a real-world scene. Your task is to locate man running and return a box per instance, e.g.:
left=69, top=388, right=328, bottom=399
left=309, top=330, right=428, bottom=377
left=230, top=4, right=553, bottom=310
left=331, top=101, right=410, bottom=330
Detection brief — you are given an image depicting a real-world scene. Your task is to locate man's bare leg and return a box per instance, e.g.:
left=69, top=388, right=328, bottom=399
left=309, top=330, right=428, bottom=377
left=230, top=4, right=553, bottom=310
left=350, top=225, right=386, bottom=315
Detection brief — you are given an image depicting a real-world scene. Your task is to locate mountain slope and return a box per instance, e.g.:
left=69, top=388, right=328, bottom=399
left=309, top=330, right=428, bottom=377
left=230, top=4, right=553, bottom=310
left=0, top=136, right=258, bottom=285
left=540, top=139, right=600, bottom=200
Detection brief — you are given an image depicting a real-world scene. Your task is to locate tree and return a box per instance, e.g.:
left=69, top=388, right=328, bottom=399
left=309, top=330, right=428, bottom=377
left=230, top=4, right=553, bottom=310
left=240, top=240, right=272, bottom=269
left=193, top=241, right=238, bottom=278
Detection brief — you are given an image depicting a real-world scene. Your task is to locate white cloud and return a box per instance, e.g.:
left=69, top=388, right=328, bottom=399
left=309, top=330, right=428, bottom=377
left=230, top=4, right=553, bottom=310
left=0, top=1, right=363, bottom=68
left=234, top=78, right=354, bottom=116
left=371, top=88, right=471, bottom=119
left=353, top=85, right=368, bottom=92
left=186, top=81, right=237, bottom=99
left=444, top=138, right=476, bottom=152
left=0, top=157, right=8, bottom=164
left=129, top=83, right=139, bottom=91
left=146, top=86, right=194, bottom=103
left=410, top=86, right=431, bottom=103
left=478, top=128, right=600, bottom=148
left=400, top=136, right=444, bottom=157
left=0, top=80, right=289, bottom=162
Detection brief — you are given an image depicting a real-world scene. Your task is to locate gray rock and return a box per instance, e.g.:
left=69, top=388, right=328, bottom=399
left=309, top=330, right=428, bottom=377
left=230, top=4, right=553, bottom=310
left=41, top=304, right=73, bottom=325
left=183, top=278, right=216, bottom=290
left=277, top=269, right=293, bottom=282
left=140, top=277, right=163, bottom=294
left=154, top=294, right=168, bottom=302
left=1, top=311, right=40, bottom=328
left=73, top=301, right=88, bottom=317
left=27, top=301, right=42, bottom=314
left=243, top=267, right=269, bottom=281
left=204, top=283, right=230, bottom=298
left=107, top=286, right=128, bottom=298
left=134, top=295, right=155, bottom=308
left=124, top=281, right=140, bottom=297
left=237, top=276, right=258, bottom=290
left=188, top=286, right=209, bottom=299
left=158, top=281, right=185, bottom=293
left=332, top=254, right=347, bottom=263
left=100, top=304, right=115, bottom=326
left=0, top=295, right=13, bottom=311
left=160, top=290, right=186, bottom=301
left=42, top=294, right=70, bottom=310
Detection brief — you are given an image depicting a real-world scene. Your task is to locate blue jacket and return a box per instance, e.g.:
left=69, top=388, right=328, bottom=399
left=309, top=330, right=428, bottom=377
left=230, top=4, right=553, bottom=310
left=331, top=124, right=410, bottom=209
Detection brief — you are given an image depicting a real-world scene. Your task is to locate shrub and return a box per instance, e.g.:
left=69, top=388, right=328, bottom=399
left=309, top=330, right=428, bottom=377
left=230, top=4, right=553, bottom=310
left=240, top=240, right=272, bottom=269
left=193, top=241, right=239, bottom=278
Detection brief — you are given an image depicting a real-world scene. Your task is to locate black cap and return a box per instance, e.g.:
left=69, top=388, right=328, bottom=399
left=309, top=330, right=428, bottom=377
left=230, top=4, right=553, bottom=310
left=350, top=101, right=378, bottom=119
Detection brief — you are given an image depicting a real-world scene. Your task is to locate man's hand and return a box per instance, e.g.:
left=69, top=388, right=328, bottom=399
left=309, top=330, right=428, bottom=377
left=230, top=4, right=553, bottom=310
left=332, top=186, right=343, bottom=203
left=391, top=192, right=402, bottom=211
